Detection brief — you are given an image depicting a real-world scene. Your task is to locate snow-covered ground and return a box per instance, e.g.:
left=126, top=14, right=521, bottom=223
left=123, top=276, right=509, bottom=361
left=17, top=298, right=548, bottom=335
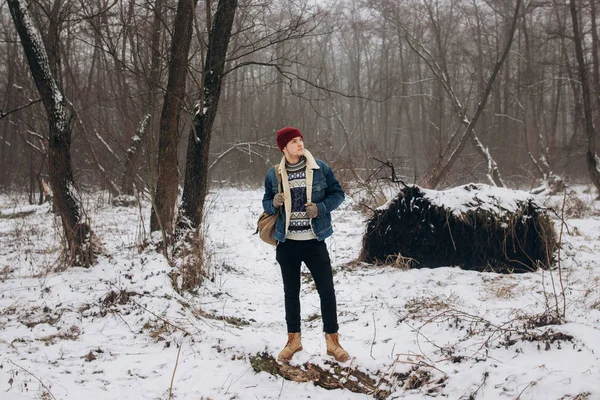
left=0, top=185, right=599, bottom=399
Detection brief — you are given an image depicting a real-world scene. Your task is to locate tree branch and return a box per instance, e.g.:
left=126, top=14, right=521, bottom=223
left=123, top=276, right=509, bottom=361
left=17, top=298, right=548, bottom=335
left=0, top=98, right=42, bottom=119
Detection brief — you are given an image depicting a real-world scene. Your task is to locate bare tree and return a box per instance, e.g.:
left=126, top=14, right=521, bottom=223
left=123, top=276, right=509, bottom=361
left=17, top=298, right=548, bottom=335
left=150, top=0, right=196, bottom=237
left=179, top=0, right=238, bottom=231
left=120, top=0, right=165, bottom=197
left=3, top=0, right=598, bottom=203
left=411, top=0, right=521, bottom=189
left=8, top=0, right=104, bottom=267
left=569, top=0, right=600, bottom=197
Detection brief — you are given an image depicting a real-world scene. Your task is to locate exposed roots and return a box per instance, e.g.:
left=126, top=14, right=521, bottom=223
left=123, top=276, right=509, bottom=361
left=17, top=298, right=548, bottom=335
left=360, top=184, right=557, bottom=273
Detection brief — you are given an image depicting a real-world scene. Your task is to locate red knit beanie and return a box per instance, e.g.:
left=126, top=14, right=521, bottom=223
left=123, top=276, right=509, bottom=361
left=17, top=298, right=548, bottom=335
left=276, top=127, right=303, bottom=152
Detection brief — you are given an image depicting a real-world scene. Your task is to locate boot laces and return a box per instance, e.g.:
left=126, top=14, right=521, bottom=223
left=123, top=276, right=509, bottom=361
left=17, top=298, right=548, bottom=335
left=285, top=333, right=296, bottom=348
left=329, top=333, right=342, bottom=348
left=332, top=335, right=340, bottom=346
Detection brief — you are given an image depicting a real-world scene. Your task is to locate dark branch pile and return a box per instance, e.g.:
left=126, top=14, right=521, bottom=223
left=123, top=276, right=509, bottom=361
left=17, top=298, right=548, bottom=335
left=359, top=184, right=557, bottom=273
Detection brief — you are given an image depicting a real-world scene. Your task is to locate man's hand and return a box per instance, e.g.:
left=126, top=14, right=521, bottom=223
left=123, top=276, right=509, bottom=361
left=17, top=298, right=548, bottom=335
left=273, top=193, right=285, bottom=207
left=305, top=203, right=318, bottom=218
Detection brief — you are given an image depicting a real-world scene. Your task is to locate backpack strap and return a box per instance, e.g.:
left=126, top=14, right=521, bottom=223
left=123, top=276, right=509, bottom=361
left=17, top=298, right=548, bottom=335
left=255, top=165, right=283, bottom=236
left=274, top=164, right=281, bottom=194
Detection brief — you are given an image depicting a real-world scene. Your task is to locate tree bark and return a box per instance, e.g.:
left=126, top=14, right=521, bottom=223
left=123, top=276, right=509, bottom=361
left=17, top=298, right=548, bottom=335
left=569, top=0, right=600, bottom=197
left=8, top=0, right=103, bottom=267
left=150, top=0, right=197, bottom=236
left=250, top=352, right=393, bottom=399
left=43, top=0, right=63, bottom=90
left=179, top=0, right=238, bottom=230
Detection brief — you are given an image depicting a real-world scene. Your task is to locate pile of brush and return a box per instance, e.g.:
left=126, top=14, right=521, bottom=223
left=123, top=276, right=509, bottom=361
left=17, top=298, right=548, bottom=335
left=359, top=184, right=556, bottom=273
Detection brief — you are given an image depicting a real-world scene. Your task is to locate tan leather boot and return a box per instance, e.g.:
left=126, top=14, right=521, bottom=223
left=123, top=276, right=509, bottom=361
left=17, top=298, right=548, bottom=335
left=277, top=332, right=303, bottom=362
left=325, top=333, right=350, bottom=362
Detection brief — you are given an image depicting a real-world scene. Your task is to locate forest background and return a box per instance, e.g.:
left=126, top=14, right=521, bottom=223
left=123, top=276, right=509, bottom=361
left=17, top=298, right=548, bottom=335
left=1, top=0, right=600, bottom=265
left=2, top=1, right=600, bottom=398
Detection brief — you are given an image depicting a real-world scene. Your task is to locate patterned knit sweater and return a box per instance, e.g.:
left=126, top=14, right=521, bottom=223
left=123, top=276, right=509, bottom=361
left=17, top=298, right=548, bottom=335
left=286, top=157, right=317, bottom=240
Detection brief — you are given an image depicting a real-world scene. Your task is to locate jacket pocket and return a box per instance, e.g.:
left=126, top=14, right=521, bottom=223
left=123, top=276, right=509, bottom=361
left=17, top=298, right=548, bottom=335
left=311, top=181, right=326, bottom=203
left=312, top=180, right=326, bottom=193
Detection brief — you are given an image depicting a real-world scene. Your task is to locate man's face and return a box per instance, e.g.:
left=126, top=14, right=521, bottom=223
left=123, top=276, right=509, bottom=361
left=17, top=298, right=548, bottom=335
left=283, top=136, right=305, bottom=158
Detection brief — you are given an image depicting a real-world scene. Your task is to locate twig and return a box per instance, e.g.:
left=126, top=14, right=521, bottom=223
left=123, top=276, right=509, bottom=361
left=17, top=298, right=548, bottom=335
left=168, top=340, right=183, bottom=399
left=515, top=380, right=536, bottom=399
left=372, top=353, right=400, bottom=394
left=209, top=141, right=273, bottom=171
left=557, top=190, right=567, bottom=318
left=373, top=158, right=408, bottom=187
left=395, top=356, right=447, bottom=377
left=358, top=202, right=376, bottom=213
left=107, top=308, right=136, bottom=334
left=343, top=357, right=355, bottom=384
left=406, top=307, right=523, bottom=362
left=466, top=371, right=488, bottom=399
left=8, top=360, right=57, bottom=400
left=106, top=280, right=190, bottom=335
left=224, top=367, right=252, bottom=394
left=0, top=98, right=41, bottom=119
left=370, top=313, right=377, bottom=360
left=128, top=295, right=190, bottom=335
left=277, top=377, right=285, bottom=399
left=445, top=213, right=457, bottom=251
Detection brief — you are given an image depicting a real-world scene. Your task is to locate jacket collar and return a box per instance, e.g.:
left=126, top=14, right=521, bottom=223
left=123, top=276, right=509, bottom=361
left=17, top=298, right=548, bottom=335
left=278, top=149, right=319, bottom=173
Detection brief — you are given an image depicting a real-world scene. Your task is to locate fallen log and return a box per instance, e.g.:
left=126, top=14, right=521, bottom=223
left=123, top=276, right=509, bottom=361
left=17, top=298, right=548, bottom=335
left=359, top=184, right=556, bottom=273
left=249, top=352, right=392, bottom=399
left=249, top=352, right=447, bottom=398
left=0, top=209, right=36, bottom=219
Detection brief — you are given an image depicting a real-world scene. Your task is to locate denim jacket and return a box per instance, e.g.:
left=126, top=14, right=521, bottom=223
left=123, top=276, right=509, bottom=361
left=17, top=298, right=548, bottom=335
left=262, top=149, right=345, bottom=242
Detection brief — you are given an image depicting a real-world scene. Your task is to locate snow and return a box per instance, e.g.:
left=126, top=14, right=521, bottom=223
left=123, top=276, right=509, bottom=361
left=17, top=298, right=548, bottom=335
left=422, top=184, right=539, bottom=216
left=1, top=186, right=599, bottom=399
left=377, top=183, right=540, bottom=218
left=136, top=113, right=150, bottom=136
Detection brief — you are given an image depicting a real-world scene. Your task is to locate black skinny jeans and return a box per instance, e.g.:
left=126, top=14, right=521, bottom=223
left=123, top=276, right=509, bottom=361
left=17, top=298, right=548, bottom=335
left=276, top=239, right=339, bottom=334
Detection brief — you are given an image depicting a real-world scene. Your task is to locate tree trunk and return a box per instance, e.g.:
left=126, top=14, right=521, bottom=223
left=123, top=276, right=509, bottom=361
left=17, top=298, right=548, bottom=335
left=150, top=0, right=197, bottom=236
left=590, top=0, right=600, bottom=131
left=569, top=0, right=600, bottom=197
left=45, top=0, right=63, bottom=90
left=121, top=0, right=164, bottom=197
left=0, top=38, right=18, bottom=188
left=179, top=0, right=238, bottom=230
left=8, top=0, right=103, bottom=267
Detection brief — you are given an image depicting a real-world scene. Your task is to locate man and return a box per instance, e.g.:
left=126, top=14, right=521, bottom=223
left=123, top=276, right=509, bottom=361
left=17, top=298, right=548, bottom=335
left=262, top=126, right=349, bottom=363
